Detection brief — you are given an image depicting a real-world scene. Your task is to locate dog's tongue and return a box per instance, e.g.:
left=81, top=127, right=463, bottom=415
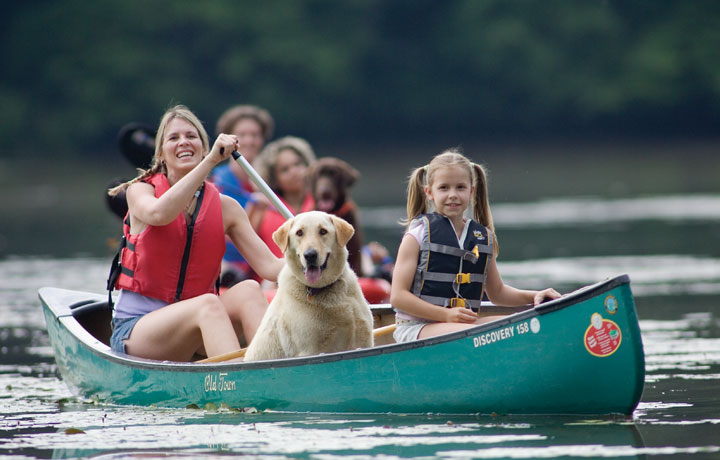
left=305, top=266, right=322, bottom=285
left=316, top=199, right=335, bottom=212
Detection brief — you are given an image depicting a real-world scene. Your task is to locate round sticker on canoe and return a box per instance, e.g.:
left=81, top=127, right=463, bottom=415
left=605, top=295, right=618, bottom=314
left=584, top=313, right=622, bottom=358
left=530, top=317, right=540, bottom=334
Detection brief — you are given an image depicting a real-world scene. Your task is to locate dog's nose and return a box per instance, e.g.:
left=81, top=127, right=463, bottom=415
left=304, top=249, right=318, bottom=265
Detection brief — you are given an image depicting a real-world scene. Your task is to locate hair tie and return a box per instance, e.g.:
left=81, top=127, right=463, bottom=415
left=423, top=165, right=429, bottom=172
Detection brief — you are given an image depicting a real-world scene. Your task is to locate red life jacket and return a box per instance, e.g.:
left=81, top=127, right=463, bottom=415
left=258, top=193, right=315, bottom=258
left=114, top=174, right=225, bottom=303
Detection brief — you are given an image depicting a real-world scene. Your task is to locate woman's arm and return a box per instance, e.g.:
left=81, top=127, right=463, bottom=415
left=222, top=195, right=283, bottom=282
left=389, top=234, right=478, bottom=324
left=484, top=257, right=561, bottom=306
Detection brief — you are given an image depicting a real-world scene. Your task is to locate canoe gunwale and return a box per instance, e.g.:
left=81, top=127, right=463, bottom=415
left=40, top=274, right=632, bottom=372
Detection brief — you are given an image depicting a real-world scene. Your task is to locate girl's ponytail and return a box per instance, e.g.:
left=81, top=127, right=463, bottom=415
left=401, top=166, right=428, bottom=229
left=472, top=162, right=498, bottom=254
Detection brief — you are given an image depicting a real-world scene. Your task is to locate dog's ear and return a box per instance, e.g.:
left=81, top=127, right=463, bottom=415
left=272, top=218, right=294, bottom=253
left=340, top=162, right=360, bottom=188
left=330, top=215, right=355, bottom=247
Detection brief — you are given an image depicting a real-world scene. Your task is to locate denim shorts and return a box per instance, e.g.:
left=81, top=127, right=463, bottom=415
left=110, top=315, right=143, bottom=354
left=393, top=319, right=429, bottom=343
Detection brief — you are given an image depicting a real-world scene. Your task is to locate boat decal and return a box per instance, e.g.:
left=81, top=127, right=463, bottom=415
left=204, top=373, right=237, bottom=392
left=530, top=317, right=541, bottom=334
left=584, top=313, right=622, bottom=357
left=473, top=319, right=538, bottom=348
left=604, top=295, right=618, bottom=314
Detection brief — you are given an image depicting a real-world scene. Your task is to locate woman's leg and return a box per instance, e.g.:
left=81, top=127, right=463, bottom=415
left=220, top=280, right=268, bottom=345
left=124, top=293, right=241, bottom=361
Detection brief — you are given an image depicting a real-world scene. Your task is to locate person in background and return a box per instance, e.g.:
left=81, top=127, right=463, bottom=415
left=105, top=123, right=157, bottom=219
left=106, top=105, right=283, bottom=362
left=390, top=148, right=561, bottom=343
left=210, top=105, right=275, bottom=286
left=250, top=136, right=316, bottom=260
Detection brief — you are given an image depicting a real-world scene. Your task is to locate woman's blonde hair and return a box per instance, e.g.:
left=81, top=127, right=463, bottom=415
left=252, top=136, right=316, bottom=195
left=403, top=148, right=497, bottom=251
left=108, top=105, right=209, bottom=196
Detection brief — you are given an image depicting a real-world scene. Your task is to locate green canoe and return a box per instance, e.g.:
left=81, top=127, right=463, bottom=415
left=39, top=274, right=644, bottom=415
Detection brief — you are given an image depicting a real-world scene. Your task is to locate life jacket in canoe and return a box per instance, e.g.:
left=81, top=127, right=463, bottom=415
left=110, top=173, right=225, bottom=304
left=410, top=213, right=493, bottom=309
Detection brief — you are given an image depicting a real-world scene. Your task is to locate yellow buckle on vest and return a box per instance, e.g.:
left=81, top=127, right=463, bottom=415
left=449, top=298, right=466, bottom=308
left=472, top=245, right=480, bottom=259
left=455, top=273, right=471, bottom=284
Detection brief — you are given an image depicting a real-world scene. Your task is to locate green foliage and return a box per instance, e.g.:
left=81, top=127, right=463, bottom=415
left=1, top=0, right=719, bottom=159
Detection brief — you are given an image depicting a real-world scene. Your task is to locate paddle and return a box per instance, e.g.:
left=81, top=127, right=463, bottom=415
left=230, top=150, right=293, bottom=219
left=196, top=324, right=398, bottom=363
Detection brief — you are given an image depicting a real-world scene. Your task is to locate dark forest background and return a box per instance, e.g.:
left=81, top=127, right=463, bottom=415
left=2, top=0, right=719, bottom=160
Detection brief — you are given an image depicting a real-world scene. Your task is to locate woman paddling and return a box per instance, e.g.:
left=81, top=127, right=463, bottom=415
left=107, top=105, right=283, bottom=362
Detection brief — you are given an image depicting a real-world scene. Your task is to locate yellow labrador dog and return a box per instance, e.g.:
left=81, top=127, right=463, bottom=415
left=244, top=211, right=374, bottom=361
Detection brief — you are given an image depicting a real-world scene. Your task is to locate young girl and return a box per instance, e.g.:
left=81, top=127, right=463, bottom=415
left=390, top=149, right=561, bottom=343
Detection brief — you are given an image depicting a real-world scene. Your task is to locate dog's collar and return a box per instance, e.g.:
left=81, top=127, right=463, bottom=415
left=306, top=281, right=338, bottom=302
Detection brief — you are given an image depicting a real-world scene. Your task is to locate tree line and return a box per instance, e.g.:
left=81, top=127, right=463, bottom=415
left=2, top=0, right=719, bottom=159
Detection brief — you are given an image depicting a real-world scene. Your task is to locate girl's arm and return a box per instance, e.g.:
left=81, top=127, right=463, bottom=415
left=221, top=195, right=283, bottom=282
left=127, top=135, right=236, bottom=227
left=390, top=234, right=478, bottom=324
left=484, top=257, right=561, bottom=306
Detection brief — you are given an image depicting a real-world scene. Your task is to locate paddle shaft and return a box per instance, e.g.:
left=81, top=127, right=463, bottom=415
left=230, top=150, right=294, bottom=220
left=196, top=324, right=398, bottom=363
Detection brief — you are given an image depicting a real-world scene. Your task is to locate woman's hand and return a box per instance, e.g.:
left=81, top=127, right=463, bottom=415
left=533, top=288, right=562, bottom=305
left=444, top=306, right=478, bottom=323
left=207, top=134, right=239, bottom=164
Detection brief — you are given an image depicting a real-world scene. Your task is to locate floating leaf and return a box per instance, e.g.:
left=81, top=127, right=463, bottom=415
left=64, top=428, right=85, bottom=435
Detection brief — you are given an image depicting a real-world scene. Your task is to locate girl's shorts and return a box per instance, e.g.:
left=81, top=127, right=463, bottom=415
left=110, top=315, right=143, bottom=354
left=393, top=319, right=430, bottom=343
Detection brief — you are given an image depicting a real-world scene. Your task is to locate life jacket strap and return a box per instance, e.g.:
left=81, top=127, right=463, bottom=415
left=420, top=271, right=486, bottom=284
left=105, top=235, right=128, bottom=309
left=422, top=242, right=492, bottom=264
left=419, top=294, right=483, bottom=309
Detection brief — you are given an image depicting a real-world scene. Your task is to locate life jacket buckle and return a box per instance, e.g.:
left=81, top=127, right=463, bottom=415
left=472, top=245, right=480, bottom=259
left=455, top=273, right=471, bottom=284
left=449, top=297, right=466, bottom=308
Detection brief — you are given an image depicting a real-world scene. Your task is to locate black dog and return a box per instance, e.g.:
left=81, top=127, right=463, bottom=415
left=307, top=157, right=364, bottom=276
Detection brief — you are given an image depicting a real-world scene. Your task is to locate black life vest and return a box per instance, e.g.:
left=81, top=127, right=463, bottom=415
left=410, top=213, right=493, bottom=309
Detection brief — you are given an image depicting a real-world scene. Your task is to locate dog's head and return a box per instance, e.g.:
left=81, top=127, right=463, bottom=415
left=307, top=157, right=360, bottom=214
left=272, top=211, right=355, bottom=287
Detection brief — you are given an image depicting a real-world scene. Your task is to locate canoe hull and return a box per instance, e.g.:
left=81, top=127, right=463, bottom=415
left=41, top=275, right=644, bottom=414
